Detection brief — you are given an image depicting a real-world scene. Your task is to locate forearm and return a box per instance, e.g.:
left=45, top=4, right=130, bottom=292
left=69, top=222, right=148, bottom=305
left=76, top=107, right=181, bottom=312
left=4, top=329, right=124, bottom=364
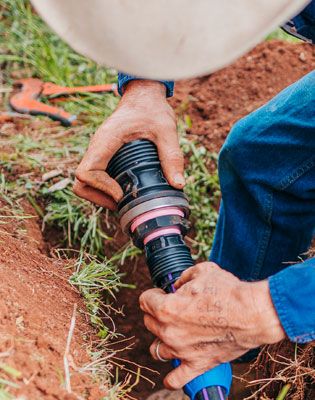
left=269, top=257, right=315, bottom=343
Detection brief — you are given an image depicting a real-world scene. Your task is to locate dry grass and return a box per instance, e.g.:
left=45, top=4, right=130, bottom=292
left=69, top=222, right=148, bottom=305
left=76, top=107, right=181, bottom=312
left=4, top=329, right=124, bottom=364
left=241, top=340, right=315, bottom=399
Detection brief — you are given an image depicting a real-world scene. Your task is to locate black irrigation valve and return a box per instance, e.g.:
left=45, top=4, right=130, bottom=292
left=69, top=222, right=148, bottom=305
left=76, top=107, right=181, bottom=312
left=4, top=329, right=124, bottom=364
left=107, top=139, right=192, bottom=292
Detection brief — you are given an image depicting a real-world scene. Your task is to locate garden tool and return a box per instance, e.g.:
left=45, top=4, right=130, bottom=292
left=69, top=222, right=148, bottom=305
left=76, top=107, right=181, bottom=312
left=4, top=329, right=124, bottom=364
left=107, top=140, right=232, bottom=400
left=9, top=78, right=118, bottom=126
left=30, top=0, right=309, bottom=80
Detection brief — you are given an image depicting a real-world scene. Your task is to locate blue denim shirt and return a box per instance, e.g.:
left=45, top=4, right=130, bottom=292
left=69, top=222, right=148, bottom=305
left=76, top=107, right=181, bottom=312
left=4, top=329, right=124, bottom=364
left=117, top=4, right=315, bottom=344
left=269, top=258, right=315, bottom=343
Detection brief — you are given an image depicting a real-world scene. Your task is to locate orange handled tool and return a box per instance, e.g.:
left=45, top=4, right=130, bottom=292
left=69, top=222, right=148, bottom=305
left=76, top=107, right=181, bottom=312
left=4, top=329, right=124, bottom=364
left=9, top=78, right=118, bottom=126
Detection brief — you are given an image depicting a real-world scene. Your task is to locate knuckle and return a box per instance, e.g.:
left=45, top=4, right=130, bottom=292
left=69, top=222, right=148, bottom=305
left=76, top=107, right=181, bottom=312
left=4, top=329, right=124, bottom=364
left=196, top=263, right=207, bottom=273
left=72, top=181, right=83, bottom=196
left=155, top=301, right=167, bottom=317
left=143, top=314, right=151, bottom=330
left=172, top=346, right=185, bottom=360
left=181, top=267, right=194, bottom=277
left=160, top=326, right=173, bottom=344
left=167, top=108, right=176, bottom=122
left=165, top=148, right=182, bottom=161
left=75, top=168, right=86, bottom=182
left=181, top=266, right=193, bottom=278
left=169, top=348, right=177, bottom=359
left=189, top=360, right=206, bottom=373
left=189, top=284, right=201, bottom=295
left=163, top=119, right=177, bottom=131
left=191, top=272, right=198, bottom=280
left=164, top=376, right=178, bottom=390
left=138, top=293, right=145, bottom=308
left=155, top=301, right=172, bottom=322
left=149, top=343, right=156, bottom=356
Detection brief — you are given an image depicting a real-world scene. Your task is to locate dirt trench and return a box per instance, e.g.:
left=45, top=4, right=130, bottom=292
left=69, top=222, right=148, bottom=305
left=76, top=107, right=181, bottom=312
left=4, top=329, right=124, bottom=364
left=0, top=201, right=109, bottom=400
left=0, top=39, right=314, bottom=400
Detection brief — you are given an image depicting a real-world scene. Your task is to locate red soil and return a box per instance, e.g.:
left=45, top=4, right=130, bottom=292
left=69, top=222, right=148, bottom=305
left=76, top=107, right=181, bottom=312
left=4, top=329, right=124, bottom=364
left=0, top=203, right=107, bottom=400
left=170, top=40, right=315, bottom=153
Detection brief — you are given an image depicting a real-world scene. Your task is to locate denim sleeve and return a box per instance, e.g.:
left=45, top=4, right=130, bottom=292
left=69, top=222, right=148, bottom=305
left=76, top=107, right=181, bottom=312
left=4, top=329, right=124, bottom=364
left=269, top=257, right=315, bottom=343
left=117, top=72, right=174, bottom=97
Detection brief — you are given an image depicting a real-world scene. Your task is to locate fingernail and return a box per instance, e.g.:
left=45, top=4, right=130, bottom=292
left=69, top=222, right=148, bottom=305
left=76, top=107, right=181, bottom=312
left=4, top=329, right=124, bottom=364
left=174, top=173, right=185, bottom=186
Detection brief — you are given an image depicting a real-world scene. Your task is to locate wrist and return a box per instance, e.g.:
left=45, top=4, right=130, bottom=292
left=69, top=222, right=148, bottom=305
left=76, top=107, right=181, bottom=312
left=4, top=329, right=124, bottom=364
left=247, top=280, right=286, bottom=345
left=123, top=79, right=166, bottom=98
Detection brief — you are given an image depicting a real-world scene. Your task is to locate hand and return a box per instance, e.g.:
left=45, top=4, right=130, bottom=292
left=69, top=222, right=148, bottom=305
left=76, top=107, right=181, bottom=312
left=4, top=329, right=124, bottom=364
left=73, top=80, right=185, bottom=209
left=139, top=262, right=285, bottom=390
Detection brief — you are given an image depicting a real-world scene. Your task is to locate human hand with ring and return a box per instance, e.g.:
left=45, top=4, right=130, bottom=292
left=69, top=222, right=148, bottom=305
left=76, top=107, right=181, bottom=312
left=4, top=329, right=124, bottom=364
left=139, top=262, right=285, bottom=390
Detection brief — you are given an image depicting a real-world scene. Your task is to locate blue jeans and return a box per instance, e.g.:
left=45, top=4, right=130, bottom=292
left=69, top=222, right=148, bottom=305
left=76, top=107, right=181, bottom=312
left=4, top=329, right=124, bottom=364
left=210, top=70, right=315, bottom=343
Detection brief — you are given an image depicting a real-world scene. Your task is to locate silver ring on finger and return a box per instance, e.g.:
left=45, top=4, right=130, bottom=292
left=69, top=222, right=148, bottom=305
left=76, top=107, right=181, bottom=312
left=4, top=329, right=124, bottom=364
left=155, top=339, right=168, bottom=363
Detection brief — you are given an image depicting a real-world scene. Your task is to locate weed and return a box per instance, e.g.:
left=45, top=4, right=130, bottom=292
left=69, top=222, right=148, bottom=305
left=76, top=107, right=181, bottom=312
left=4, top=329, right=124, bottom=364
left=0, top=173, right=29, bottom=219
left=69, top=253, right=127, bottom=338
left=276, top=384, right=291, bottom=400
left=0, top=365, right=21, bottom=383
left=0, top=174, right=15, bottom=207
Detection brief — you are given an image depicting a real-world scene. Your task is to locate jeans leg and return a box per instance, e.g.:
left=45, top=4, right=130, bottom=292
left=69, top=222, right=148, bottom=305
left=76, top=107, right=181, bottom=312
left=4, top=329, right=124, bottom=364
left=210, top=71, right=315, bottom=281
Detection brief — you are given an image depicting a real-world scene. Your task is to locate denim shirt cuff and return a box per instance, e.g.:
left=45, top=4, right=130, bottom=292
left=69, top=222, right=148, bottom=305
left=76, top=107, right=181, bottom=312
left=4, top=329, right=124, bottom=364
left=268, top=273, right=295, bottom=340
left=268, top=258, right=315, bottom=343
left=117, top=72, right=174, bottom=97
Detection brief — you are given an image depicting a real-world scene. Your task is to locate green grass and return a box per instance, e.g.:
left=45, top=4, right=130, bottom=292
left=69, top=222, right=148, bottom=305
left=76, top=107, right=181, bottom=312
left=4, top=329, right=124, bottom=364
left=266, top=27, right=301, bottom=43
left=276, top=384, right=291, bottom=400
left=181, top=137, right=220, bottom=259
left=0, top=364, right=21, bottom=400
left=42, top=187, right=112, bottom=256
left=0, top=389, right=13, bottom=400
left=70, top=254, right=131, bottom=338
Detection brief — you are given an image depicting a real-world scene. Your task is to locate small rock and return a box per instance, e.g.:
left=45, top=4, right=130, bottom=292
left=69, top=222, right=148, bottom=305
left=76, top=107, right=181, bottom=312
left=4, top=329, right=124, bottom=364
left=299, top=52, right=306, bottom=62
left=47, top=178, right=72, bottom=193
left=42, top=169, right=63, bottom=182
left=16, top=315, right=25, bottom=331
